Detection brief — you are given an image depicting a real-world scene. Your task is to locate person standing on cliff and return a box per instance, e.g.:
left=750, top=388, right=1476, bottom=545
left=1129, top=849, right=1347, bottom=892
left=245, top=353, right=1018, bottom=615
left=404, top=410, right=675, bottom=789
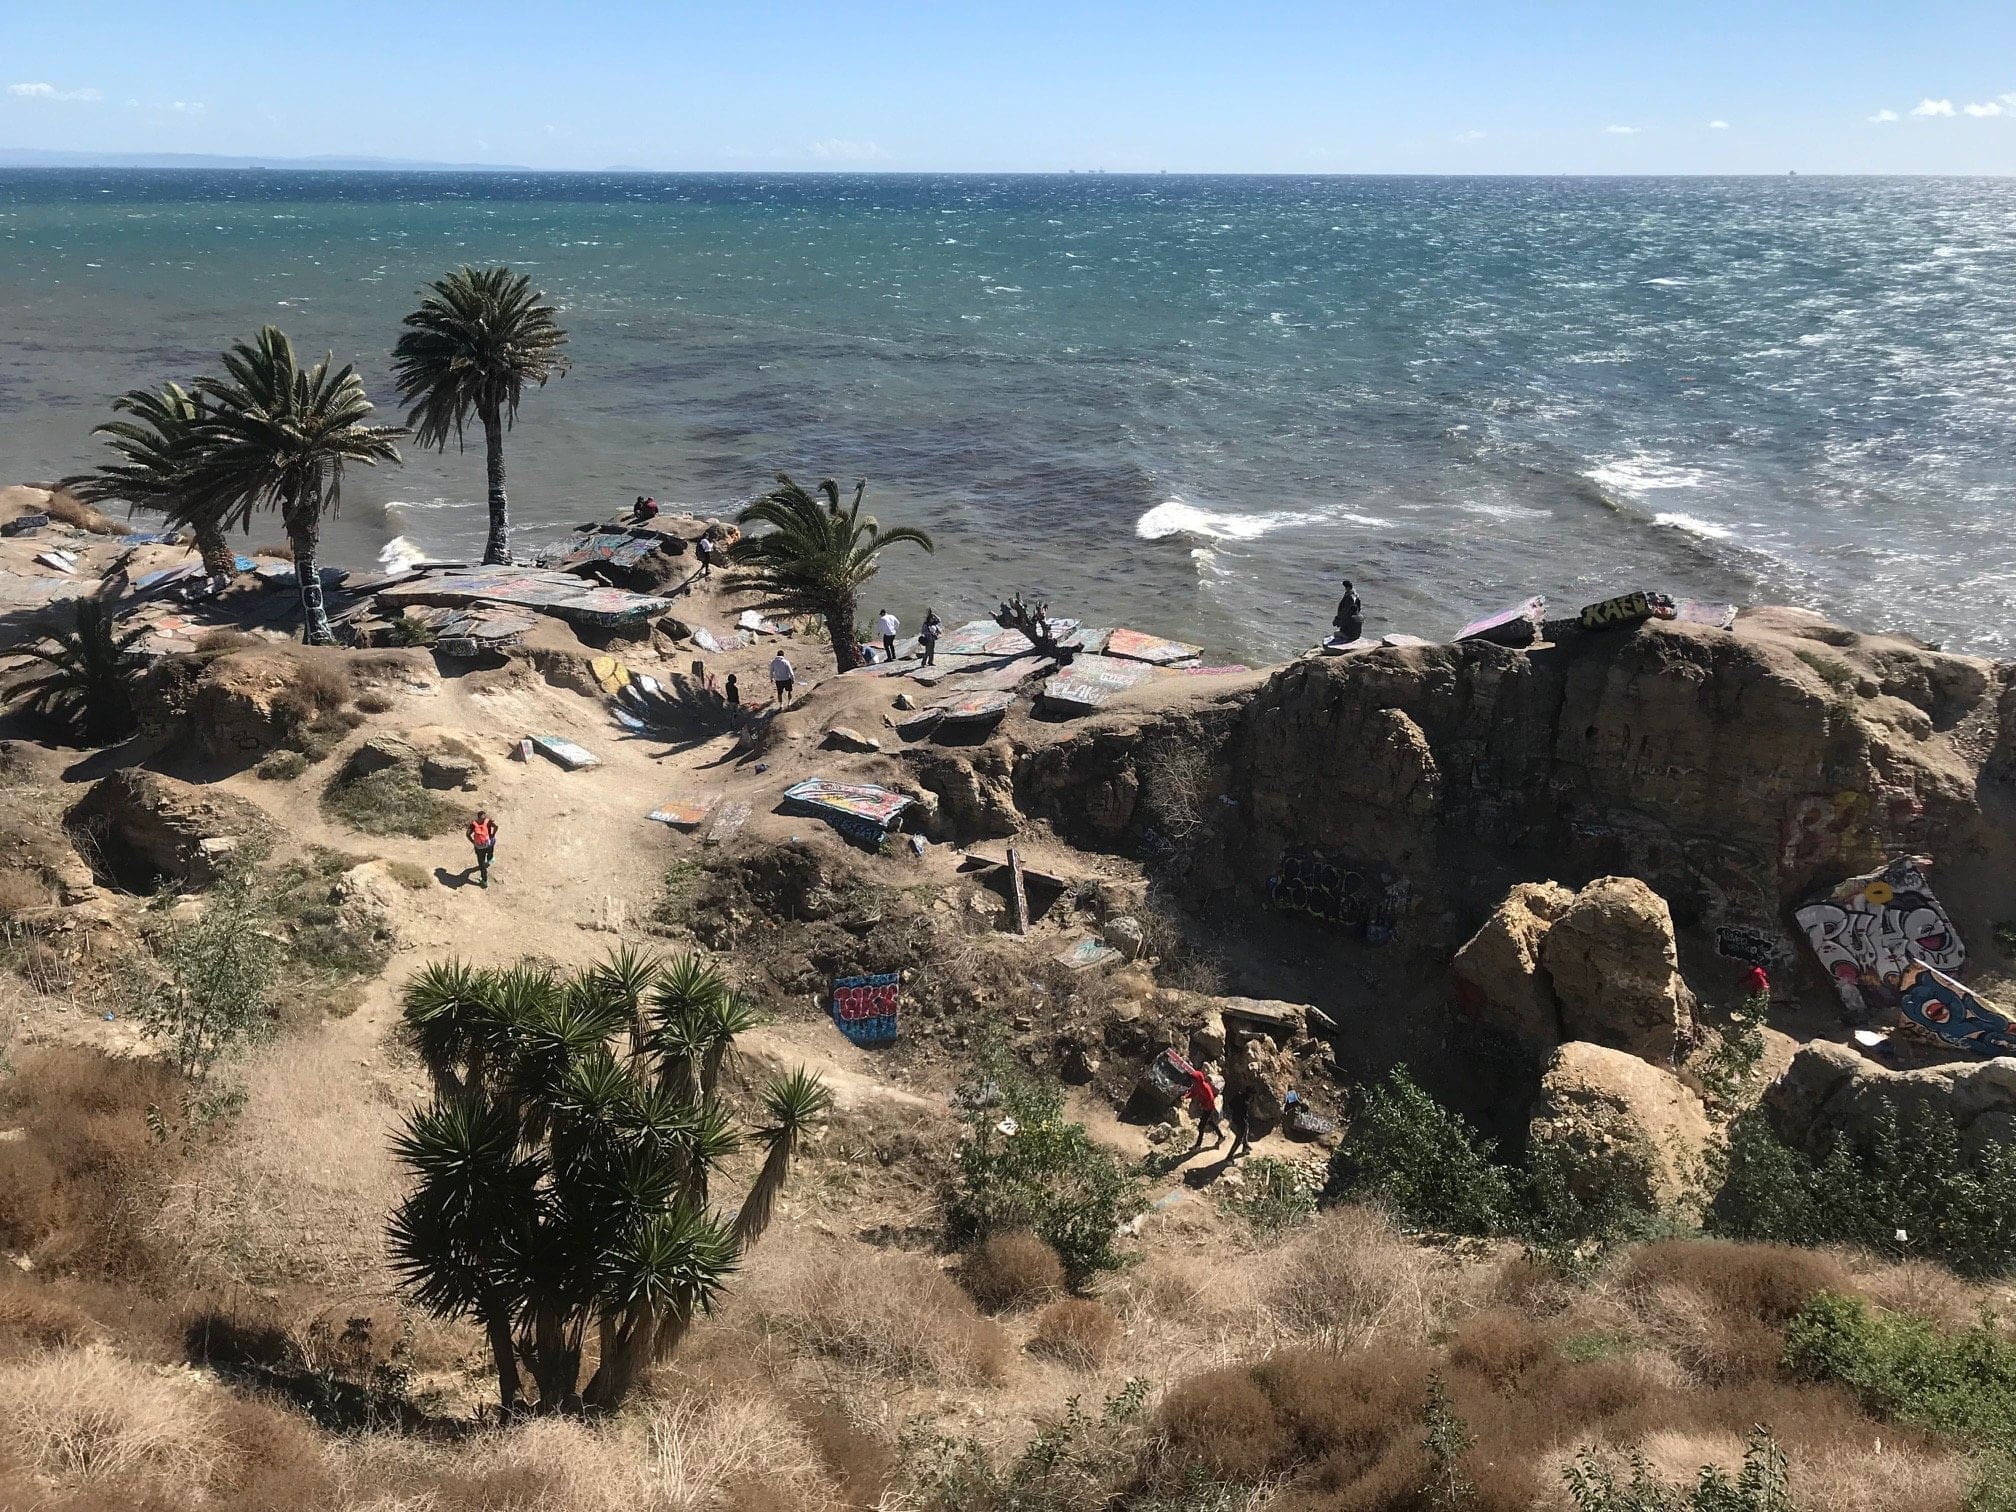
left=875, top=608, right=901, bottom=664
left=1331, top=580, right=1364, bottom=644
left=695, top=535, right=715, bottom=579
left=919, top=608, right=943, bottom=667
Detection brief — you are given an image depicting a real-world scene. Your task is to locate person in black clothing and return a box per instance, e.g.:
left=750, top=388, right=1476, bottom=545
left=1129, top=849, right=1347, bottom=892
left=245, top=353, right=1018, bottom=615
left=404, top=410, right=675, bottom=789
left=918, top=608, right=943, bottom=667
left=1223, top=1081, right=1255, bottom=1159
left=1331, top=579, right=1364, bottom=643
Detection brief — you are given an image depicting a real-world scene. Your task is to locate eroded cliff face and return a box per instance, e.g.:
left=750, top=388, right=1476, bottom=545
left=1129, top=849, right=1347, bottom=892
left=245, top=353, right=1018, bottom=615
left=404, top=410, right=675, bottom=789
left=1014, top=609, right=2016, bottom=1124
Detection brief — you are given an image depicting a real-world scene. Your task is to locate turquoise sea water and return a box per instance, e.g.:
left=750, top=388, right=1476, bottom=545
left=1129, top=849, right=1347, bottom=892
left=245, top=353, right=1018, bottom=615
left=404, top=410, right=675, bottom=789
left=3, top=170, right=2014, bottom=660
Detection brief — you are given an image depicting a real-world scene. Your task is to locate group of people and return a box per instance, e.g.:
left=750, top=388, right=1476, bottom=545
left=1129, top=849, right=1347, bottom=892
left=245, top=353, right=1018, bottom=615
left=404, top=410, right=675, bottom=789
left=867, top=607, right=943, bottom=667
left=1184, top=1063, right=1257, bottom=1160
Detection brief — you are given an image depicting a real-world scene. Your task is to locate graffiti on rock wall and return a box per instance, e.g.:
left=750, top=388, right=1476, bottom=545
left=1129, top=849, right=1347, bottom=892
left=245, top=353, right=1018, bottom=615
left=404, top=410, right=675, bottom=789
left=830, top=972, right=900, bottom=1046
left=1896, top=960, right=2016, bottom=1057
left=1266, top=851, right=1408, bottom=946
left=1781, top=788, right=1926, bottom=873
left=1794, top=857, right=1964, bottom=1023
left=1715, top=923, right=1780, bottom=966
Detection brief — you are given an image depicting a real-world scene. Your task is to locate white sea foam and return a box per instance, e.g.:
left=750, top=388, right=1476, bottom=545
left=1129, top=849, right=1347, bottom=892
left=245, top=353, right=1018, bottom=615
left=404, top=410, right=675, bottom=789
left=1652, top=512, right=1736, bottom=541
left=1136, top=498, right=1376, bottom=542
left=377, top=535, right=427, bottom=571
left=1586, top=457, right=1709, bottom=495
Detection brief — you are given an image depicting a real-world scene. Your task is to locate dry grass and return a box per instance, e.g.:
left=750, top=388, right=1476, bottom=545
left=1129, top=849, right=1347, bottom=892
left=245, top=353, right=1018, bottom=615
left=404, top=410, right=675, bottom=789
left=1261, top=1205, right=1451, bottom=1346
left=0, top=868, right=49, bottom=919
left=0, top=1347, right=221, bottom=1498
left=43, top=489, right=130, bottom=535
left=734, top=1240, right=1007, bottom=1388
left=1611, top=1239, right=1854, bottom=1385
left=354, top=691, right=397, bottom=715
left=194, top=629, right=263, bottom=654
left=1029, top=1299, right=1122, bottom=1370
left=155, top=1037, right=407, bottom=1291
left=960, top=1231, right=1065, bottom=1313
left=0, top=1280, right=104, bottom=1360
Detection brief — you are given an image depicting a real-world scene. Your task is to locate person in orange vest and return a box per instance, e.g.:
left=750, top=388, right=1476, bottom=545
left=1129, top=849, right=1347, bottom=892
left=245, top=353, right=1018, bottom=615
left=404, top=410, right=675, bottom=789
left=466, top=810, right=499, bottom=888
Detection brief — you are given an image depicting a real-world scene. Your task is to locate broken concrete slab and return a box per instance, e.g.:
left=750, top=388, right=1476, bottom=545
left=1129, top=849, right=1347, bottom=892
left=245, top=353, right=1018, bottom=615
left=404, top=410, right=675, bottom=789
left=529, top=734, right=600, bottom=771
left=648, top=797, right=714, bottom=829
left=378, top=567, right=671, bottom=629
left=1105, top=627, right=1204, bottom=666
left=931, top=688, right=1016, bottom=726
left=1059, top=937, right=1125, bottom=970
left=1038, top=653, right=1157, bottom=715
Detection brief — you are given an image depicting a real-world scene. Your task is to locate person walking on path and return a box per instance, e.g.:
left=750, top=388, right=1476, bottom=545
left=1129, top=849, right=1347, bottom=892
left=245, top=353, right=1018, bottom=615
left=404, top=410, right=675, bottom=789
left=466, top=810, right=499, bottom=889
left=1331, top=579, right=1364, bottom=644
left=1185, top=1066, right=1224, bottom=1154
left=919, top=608, right=943, bottom=668
left=724, top=672, right=740, bottom=714
left=770, top=651, right=796, bottom=707
left=875, top=608, right=901, bottom=664
left=695, top=535, right=714, bottom=579
left=1224, top=1080, right=1255, bottom=1160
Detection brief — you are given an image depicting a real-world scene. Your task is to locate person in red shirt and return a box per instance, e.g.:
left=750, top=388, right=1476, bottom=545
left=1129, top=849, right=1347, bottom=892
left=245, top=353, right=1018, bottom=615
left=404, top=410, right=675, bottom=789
left=466, top=810, right=499, bottom=889
left=1185, top=1066, right=1223, bottom=1153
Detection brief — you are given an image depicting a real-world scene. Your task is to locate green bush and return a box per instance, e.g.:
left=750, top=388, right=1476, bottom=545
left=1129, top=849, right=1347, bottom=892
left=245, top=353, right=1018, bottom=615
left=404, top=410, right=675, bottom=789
left=1326, top=1067, right=1517, bottom=1236
left=1562, top=1427, right=1792, bottom=1511
left=946, top=1047, right=1145, bottom=1281
left=1783, top=1291, right=2016, bottom=1449
left=321, top=765, right=469, bottom=839
left=117, top=868, right=280, bottom=1085
left=1710, top=1105, right=2016, bottom=1278
left=1220, top=1156, right=1319, bottom=1242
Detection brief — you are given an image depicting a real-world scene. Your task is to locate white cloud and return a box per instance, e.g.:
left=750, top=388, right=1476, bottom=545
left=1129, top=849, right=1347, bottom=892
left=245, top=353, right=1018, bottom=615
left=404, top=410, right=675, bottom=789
left=1708, top=120, right=1730, bottom=130
left=1604, top=124, right=1641, bottom=135
left=808, top=138, right=888, bottom=162
left=1963, top=100, right=2005, bottom=117
left=1453, top=129, right=1486, bottom=142
left=1868, top=108, right=1900, bottom=123
left=7, top=81, right=102, bottom=102
left=1911, top=98, right=1956, bottom=117
left=168, top=100, right=205, bottom=114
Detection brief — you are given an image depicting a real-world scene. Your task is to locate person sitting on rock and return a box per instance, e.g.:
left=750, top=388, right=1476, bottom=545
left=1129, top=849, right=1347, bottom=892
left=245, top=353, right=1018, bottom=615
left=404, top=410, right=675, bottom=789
left=1330, top=579, right=1364, bottom=644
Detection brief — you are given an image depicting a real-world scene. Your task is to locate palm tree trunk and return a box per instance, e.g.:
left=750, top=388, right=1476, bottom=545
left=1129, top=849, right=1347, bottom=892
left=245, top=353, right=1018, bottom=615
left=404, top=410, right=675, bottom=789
left=824, top=595, right=862, bottom=673
left=481, top=400, right=511, bottom=566
left=285, top=507, right=335, bottom=646
left=732, top=1139, right=793, bottom=1252
left=481, top=1304, right=523, bottom=1419
left=193, top=520, right=236, bottom=580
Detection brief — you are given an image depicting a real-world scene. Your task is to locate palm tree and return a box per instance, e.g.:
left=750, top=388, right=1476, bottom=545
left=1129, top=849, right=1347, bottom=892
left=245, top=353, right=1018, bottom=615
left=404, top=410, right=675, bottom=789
left=391, top=266, right=570, bottom=566
left=178, top=327, right=404, bottom=645
left=63, top=382, right=237, bottom=580
left=731, top=1069, right=834, bottom=1252
left=726, top=475, right=935, bottom=672
left=7, top=599, right=149, bottom=744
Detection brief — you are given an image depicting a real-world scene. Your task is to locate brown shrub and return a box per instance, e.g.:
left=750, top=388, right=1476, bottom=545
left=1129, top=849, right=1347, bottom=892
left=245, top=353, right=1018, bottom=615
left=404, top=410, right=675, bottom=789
left=0, top=1281, right=103, bottom=1359
left=1029, top=1299, right=1121, bottom=1369
left=272, top=655, right=354, bottom=728
left=960, top=1231, right=1065, bottom=1313
left=1447, top=1308, right=1549, bottom=1388
left=43, top=490, right=129, bottom=536
left=193, top=629, right=262, bottom=654
left=11, top=939, right=73, bottom=994
left=353, top=690, right=396, bottom=715
left=0, top=1048, right=185, bottom=1281
left=0, top=868, right=49, bottom=919
left=737, top=1243, right=1007, bottom=1387
left=1153, top=1365, right=1295, bottom=1484
left=1264, top=1205, right=1444, bottom=1345
left=0, top=1347, right=222, bottom=1500
left=1617, top=1240, right=1853, bottom=1385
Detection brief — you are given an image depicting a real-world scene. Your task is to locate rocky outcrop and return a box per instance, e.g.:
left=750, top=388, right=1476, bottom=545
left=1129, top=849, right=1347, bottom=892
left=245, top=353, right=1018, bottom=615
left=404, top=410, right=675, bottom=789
left=1528, top=1041, right=1713, bottom=1211
left=66, top=770, right=274, bottom=890
left=1452, top=882, right=1574, bottom=1046
left=1762, top=1041, right=2016, bottom=1158
left=136, top=645, right=361, bottom=763
left=905, top=746, right=1021, bottom=842
left=327, top=861, right=404, bottom=955
left=1542, top=878, right=1696, bottom=1065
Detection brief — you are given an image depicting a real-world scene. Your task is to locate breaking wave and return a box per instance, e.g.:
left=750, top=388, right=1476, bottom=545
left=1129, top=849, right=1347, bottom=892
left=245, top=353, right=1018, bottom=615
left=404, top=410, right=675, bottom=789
left=1135, top=498, right=1376, bottom=542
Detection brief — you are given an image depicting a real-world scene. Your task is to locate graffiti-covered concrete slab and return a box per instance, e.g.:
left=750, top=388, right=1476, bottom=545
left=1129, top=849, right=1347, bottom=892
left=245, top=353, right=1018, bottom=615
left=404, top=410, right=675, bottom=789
left=1105, top=626, right=1204, bottom=665
left=1038, top=653, right=1157, bottom=715
left=378, top=567, right=670, bottom=628
left=1795, top=857, right=1964, bottom=1023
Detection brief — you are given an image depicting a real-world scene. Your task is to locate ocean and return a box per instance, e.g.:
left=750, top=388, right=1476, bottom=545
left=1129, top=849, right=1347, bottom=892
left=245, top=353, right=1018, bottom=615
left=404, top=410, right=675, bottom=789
left=4, top=170, right=2014, bottom=662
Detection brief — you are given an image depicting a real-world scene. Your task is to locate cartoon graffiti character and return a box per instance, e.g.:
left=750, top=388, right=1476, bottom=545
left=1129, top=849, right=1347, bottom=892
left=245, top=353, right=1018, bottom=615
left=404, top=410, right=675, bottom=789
left=1896, top=961, right=2016, bottom=1057
left=1795, top=857, right=1965, bottom=1024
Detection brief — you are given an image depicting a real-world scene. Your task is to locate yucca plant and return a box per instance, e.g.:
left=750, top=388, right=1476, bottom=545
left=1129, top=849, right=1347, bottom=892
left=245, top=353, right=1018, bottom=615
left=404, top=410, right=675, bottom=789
left=725, top=474, right=934, bottom=672
left=7, top=598, right=149, bottom=744
left=387, top=950, right=823, bottom=1417
left=392, top=266, right=569, bottom=566
left=733, top=1069, right=835, bottom=1252
left=180, top=326, right=404, bottom=644
left=589, top=943, right=662, bottom=1060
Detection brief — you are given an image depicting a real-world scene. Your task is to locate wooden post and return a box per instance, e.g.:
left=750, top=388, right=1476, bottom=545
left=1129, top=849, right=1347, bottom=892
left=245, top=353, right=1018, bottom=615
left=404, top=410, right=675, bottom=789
left=1007, top=846, right=1030, bottom=937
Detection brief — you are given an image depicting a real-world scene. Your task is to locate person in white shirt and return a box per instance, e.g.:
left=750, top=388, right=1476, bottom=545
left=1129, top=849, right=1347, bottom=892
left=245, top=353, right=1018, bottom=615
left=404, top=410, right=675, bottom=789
left=770, top=652, right=795, bottom=706
left=874, top=609, right=901, bottom=664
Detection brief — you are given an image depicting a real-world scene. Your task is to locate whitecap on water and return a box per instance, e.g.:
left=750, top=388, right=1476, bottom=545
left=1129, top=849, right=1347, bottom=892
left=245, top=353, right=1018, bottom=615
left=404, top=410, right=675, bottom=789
left=1136, top=498, right=1375, bottom=542
left=377, top=535, right=427, bottom=572
left=1651, top=512, right=1736, bottom=541
left=1585, top=457, right=1709, bottom=495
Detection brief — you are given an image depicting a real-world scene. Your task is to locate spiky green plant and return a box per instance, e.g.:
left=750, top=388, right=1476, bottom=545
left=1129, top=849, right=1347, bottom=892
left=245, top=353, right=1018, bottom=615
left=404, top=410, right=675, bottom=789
left=7, top=599, right=149, bottom=744
left=387, top=952, right=822, bottom=1416
left=178, top=326, right=403, bottom=644
left=64, top=382, right=237, bottom=578
left=590, top=943, right=662, bottom=1060
left=725, top=474, right=934, bottom=672
left=732, top=1069, right=835, bottom=1252
left=392, top=266, right=569, bottom=566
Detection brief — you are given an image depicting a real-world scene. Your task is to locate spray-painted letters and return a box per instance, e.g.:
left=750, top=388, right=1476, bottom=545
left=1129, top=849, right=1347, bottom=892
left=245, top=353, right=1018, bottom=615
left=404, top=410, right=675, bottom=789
left=1794, top=857, right=1964, bottom=1023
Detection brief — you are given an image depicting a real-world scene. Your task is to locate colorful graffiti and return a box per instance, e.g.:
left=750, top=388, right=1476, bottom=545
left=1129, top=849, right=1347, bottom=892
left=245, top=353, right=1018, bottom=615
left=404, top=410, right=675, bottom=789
left=1266, top=851, right=1408, bottom=946
left=1896, top=961, right=2016, bottom=1057
left=830, top=972, right=900, bottom=1046
left=1794, top=857, right=1965, bottom=1023
left=1455, top=597, right=1546, bottom=647
left=783, top=779, right=914, bottom=845
left=1781, top=789, right=1926, bottom=872
left=1578, top=591, right=1656, bottom=631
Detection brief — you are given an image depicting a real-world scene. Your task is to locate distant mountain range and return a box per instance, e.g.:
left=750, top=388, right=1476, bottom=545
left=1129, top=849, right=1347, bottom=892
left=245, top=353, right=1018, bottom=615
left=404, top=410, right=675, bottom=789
left=0, top=149, right=532, bottom=172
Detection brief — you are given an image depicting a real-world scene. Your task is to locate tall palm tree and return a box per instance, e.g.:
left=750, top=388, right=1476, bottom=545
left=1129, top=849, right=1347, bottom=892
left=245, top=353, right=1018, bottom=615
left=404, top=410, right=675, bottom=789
left=391, top=266, right=570, bottom=566
left=6, top=599, right=148, bottom=745
left=731, top=1069, right=834, bottom=1252
left=725, top=475, right=934, bottom=673
left=63, top=383, right=237, bottom=580
left=181, top=327, right=404, bottom=644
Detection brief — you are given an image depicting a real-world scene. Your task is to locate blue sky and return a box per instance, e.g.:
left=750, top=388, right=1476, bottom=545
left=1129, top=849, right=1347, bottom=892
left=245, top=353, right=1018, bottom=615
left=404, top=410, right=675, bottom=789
left=4, top=0, right=2015, bottom=173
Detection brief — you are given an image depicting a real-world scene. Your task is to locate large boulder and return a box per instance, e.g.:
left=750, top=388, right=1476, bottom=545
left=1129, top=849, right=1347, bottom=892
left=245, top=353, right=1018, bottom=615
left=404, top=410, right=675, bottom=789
left=326, top=861, right=405, bottom=955
left=1761, top=1041, right=2016, bottom=1159
left=66, top=770, right=274, bottom=890
left=1541, top=877, right=1696, bottom=1066
left=1527, top=1040, right=1713, bottom=1211
left=1452, top=881, right=1575, bottom=1045
left=136, top=646, right=357, bottom=762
